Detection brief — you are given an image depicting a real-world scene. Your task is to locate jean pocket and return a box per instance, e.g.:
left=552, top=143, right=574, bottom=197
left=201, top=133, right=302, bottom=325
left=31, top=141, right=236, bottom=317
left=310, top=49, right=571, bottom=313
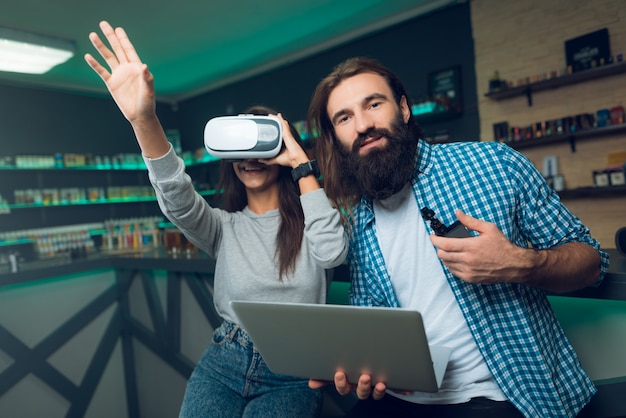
left=211, top=326, right=229, bottom=346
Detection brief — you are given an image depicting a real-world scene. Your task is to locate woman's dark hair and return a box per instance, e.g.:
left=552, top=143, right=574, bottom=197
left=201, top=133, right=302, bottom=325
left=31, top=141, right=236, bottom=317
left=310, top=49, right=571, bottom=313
left=215, top=105, right=306, bottom=279
left=308, top=56, right=423, bottom=211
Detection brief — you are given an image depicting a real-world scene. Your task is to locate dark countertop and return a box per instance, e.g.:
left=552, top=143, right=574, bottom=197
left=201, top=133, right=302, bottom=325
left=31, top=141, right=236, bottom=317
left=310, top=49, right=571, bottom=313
left=1, top=247, right=625, bottom=301
left=0, top=247, right=217, bottom=287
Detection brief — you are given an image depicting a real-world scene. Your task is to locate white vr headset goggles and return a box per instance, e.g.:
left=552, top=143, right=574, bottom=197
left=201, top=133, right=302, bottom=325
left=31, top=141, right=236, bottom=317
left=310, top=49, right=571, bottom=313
left=204, top=114, right=283, bottom=160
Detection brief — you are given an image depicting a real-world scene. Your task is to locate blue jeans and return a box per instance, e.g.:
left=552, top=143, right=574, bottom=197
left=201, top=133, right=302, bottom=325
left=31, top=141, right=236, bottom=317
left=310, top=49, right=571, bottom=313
left=179, top=320, right=322, bottom=418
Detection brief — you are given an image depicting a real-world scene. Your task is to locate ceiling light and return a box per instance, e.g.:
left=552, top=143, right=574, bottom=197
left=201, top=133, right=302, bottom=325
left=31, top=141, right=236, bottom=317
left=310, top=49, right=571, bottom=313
left=0, top=26, right=76, bottom=74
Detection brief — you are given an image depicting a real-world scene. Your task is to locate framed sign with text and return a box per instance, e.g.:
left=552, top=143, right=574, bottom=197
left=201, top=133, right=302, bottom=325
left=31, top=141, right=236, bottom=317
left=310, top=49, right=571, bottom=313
left=428, top=66, right=463, bottom=116
left=565, top=28, right=611, bottom=72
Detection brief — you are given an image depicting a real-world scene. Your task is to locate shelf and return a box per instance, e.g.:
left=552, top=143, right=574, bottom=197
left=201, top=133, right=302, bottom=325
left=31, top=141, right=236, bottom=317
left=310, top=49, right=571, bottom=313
left=0, top=152, right=221, bottom=232
left=0, top=164, right=146, bottom=171
left=0, top=238, right=32, bottom=248
left=503, top=123, right=626, bottom=151
left=484, top=61, right=626, bottom=105
left=0, top=156, right=218, bottom=171
left=558, top=185, right=626, bottom=199
left=2, top=190, right=217, bottom=210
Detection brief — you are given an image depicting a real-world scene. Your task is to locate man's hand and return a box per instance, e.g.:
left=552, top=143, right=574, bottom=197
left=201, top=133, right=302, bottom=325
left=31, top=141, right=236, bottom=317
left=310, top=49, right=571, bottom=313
left=309, top=372, right=387, bottom=400
left=430, top=210, right=526, bottom=285
left=430, top=210, right=601, bottom=293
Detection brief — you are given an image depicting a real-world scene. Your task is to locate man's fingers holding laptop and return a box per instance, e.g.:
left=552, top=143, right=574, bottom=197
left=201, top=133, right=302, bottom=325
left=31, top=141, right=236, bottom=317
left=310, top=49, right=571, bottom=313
left=355, top=374, right=388, bottom=400
left=308, top=378, right=330, bottom=390
left=309, top=371, right=402, bottom=400
left=329, top=371, right=388, bottom=400
left=336, top=371, right=358, bottom=396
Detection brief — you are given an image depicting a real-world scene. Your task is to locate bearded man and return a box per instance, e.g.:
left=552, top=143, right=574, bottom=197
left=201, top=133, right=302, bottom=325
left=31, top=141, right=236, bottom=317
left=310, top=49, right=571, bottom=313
left=307, top=56, right=608, bottom=418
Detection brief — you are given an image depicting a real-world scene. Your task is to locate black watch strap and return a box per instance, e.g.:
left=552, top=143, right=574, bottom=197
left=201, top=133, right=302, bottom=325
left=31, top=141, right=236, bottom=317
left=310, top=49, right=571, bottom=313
left=291, top=159, right=320, bottom=182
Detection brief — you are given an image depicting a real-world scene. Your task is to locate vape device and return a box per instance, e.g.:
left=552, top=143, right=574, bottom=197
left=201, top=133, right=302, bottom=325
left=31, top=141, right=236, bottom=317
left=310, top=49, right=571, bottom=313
left=421, top=207, right=471, bottom=238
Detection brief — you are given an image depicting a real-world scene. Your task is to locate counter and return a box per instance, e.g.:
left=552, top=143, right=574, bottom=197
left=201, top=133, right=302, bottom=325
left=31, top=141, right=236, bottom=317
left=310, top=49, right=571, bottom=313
left=0, top=248, right=216, bottom=287
left=0, top=247, right=219, bottom=418
left=2, top=248, right=625, bottom=301
left=0, top=247, right=624, bottom=417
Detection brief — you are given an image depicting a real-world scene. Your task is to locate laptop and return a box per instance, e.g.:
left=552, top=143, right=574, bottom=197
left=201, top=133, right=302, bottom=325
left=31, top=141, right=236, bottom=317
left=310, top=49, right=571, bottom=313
left=230, top=300, right=451, bottom=392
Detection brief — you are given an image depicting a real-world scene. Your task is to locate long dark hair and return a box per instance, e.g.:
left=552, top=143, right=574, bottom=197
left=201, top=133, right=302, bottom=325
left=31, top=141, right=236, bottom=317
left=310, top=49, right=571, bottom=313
left=215, top=105, right=306, bottom=279
left=308, top=56, right=423, bottom=212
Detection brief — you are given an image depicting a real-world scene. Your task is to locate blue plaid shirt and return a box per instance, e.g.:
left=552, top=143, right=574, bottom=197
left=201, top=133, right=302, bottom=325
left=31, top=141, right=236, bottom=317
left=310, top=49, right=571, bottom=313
left=347, top=140, right=610, bottom=418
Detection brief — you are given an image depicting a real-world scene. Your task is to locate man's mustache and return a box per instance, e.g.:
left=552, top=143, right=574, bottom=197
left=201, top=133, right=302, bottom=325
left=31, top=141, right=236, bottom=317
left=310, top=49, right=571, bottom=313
left=352, top=128, right=393, bottom=153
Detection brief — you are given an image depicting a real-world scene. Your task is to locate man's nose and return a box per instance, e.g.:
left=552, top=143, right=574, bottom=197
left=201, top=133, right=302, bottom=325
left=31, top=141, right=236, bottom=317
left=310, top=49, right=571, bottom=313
left=354, top=110, right=374, bottom=133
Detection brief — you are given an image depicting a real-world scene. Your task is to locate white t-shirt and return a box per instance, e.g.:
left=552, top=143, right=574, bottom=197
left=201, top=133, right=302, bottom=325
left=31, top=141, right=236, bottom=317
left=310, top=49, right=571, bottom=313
left=373, top=184, right=506, bottom=404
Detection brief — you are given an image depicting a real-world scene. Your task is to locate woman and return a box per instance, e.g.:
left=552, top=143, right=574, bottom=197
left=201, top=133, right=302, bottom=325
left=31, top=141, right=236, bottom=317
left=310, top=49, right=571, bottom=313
left=85, top=21, right=348, bottom=417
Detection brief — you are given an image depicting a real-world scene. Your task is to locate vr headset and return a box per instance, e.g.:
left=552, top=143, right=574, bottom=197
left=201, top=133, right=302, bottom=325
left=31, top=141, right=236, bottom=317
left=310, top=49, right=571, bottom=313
left=204, top=114, right=282, bottom=159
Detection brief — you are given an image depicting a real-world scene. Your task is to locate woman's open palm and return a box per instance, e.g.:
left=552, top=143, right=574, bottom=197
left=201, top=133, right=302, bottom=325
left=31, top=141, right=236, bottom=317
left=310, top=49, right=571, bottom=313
left=84, top=21, right=155, bottom=123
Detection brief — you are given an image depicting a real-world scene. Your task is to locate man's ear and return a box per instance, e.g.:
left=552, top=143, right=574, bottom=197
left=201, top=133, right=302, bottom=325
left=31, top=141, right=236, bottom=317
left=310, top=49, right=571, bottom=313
left=400, top=96, right=410, bottom=123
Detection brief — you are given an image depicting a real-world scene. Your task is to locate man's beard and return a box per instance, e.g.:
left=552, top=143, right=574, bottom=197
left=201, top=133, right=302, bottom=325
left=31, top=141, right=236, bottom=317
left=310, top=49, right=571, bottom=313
left=339, top=114, right=418, bottom=200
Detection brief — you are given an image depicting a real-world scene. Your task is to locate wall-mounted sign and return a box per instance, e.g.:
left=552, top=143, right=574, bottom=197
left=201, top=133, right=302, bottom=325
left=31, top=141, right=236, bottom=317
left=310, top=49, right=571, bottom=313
left=414, top=66, right=462, bottom=124
left=565, top=28, right=611, bottom=72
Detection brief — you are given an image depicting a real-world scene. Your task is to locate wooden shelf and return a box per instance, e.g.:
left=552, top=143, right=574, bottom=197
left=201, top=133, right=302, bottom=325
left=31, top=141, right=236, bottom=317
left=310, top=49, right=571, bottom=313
left=484, top=61, right=626, bottom=105
left=503, top=123, right=626, bottom=151
left=558, top=185, right=626, bottom=199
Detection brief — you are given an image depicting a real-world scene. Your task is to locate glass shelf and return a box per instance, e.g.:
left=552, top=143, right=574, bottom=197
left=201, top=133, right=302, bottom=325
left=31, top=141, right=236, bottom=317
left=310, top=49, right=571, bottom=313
left=0, top=164, right=146, bottom=171
left=3, top=189, right=217, bottom=210
left=0, top=156, right=220, bottom=171
left=0, top=238, right=32, bottom=248
left=0, top=152, right=222, bottom=234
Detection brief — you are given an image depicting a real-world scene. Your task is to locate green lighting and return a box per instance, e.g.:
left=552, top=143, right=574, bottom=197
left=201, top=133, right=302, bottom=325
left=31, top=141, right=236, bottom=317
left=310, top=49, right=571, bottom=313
left=411, top=102, right=438, bottom=115
left=0, top=238, right=32, bottom=247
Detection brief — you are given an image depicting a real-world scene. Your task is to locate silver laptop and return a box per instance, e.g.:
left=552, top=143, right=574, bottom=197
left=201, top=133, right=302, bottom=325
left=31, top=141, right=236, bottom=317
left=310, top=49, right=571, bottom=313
left=230, top=300, right=451, bottom=392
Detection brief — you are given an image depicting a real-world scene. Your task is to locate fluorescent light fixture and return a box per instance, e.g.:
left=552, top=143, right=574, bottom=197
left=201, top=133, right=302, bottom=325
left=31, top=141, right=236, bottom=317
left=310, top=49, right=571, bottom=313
left=0, top=26, right=76, bottom=74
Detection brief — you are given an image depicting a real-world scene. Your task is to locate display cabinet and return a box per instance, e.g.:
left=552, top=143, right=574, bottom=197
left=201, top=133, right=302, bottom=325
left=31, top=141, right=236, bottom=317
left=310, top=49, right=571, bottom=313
left=0, top=156, right=220, bottom=234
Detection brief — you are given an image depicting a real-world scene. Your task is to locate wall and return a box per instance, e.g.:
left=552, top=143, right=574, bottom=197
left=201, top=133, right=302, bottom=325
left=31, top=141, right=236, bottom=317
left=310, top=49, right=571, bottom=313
left=471, top=4, right=626, bottom=413
left=177, top=2, right=479, bottom=153
left=471, top=0, right=626, bottom=247
left=0, top=3, right=477, bottom=234
left=1, top=1, right=621, bottom=241
left=0, top=83, right=178, bottom=156
left=0, top=84, right=179, bottom=232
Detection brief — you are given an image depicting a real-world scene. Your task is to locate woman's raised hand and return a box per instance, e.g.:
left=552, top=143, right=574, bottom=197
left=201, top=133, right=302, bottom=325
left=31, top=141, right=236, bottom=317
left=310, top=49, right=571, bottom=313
left=84, top=21, right=156, bottom=124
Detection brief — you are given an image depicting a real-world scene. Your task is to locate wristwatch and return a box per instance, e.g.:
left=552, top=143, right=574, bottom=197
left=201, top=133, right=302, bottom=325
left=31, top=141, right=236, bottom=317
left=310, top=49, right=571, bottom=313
left=291, top=159, right=320, bottom=182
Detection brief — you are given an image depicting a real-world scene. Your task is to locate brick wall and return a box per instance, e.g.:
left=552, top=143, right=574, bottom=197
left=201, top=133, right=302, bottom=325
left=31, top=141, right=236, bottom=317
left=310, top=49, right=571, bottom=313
left=470, top=0, right=626, bottom=247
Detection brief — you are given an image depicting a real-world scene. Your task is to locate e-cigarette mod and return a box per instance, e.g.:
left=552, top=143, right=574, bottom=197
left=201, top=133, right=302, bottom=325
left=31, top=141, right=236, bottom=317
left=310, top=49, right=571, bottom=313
left=421, top=207, right=471, bottom=238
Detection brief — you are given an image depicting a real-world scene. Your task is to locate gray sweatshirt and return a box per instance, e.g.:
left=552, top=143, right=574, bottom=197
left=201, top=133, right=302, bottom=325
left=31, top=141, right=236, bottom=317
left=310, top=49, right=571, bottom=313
left=143, top=146, right=348, bottom=326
